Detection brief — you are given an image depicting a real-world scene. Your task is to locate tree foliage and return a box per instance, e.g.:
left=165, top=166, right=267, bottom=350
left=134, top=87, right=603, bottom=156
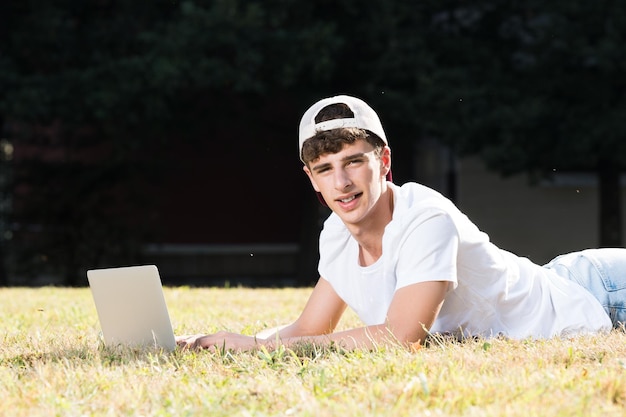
left=420, top=1, right=626, bottom=173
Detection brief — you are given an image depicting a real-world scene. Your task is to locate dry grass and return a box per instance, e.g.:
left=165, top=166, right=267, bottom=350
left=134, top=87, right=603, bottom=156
left=1, top=286, right=625, bottom=416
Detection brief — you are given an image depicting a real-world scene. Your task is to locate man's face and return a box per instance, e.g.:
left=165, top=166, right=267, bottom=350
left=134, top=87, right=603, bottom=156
left=303, top=139, right=391, bottom=227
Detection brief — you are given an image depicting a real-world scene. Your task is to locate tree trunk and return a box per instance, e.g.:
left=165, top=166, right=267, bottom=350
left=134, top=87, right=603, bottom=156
left=598, top=161, right=622, bottom=247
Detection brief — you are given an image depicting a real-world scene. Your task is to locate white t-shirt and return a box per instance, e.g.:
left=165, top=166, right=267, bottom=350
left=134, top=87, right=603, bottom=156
left=318, top=182, right=611, bottom=339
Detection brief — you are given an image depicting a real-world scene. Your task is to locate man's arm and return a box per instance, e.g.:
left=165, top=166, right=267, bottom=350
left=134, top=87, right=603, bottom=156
left=272, top=280, right=448, bottom=350
left=274, top=277, right=348, bottom=338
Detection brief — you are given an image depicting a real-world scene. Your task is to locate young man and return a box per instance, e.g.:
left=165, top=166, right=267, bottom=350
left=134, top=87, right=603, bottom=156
left=177, top=95, right=626, bottom=351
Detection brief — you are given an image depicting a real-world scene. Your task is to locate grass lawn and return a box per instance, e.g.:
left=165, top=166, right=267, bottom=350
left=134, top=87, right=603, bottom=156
left=1, top=286, right=625, bottom=416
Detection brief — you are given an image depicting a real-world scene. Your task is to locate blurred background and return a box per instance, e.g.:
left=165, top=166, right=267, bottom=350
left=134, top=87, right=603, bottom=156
left=1, top=0, right=625, bottom=286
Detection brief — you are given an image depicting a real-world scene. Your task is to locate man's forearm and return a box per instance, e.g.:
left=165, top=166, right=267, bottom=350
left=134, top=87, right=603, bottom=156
left=263, top=323, right=411, bottom=351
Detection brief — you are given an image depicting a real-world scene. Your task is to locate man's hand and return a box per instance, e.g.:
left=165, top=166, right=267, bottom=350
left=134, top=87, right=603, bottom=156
left=176, top=331, right=259, bottom=351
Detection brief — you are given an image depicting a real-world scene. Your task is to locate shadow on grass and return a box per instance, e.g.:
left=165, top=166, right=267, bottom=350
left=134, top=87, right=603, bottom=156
left=0, top=342, right=178, bottom=370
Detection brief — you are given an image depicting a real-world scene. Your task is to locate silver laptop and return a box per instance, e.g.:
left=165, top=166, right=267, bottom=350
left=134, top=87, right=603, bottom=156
left=87, top=265, right=176, bottom=351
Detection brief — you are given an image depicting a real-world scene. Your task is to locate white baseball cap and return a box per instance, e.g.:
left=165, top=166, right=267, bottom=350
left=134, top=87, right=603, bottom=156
left=298, top=95, right=388, bottom=161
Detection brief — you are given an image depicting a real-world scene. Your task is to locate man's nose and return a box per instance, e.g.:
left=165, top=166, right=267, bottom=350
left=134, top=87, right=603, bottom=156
left=334, top=169, right=352, bottom=190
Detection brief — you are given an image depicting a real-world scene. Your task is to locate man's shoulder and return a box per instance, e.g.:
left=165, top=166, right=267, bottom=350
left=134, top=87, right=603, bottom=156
left=388, top=181, right=468, bottom=233
left=392, top=182, right=452, bottom=210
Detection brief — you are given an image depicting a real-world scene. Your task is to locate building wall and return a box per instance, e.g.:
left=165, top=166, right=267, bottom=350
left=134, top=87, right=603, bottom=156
left=456, top=156, right=626, bottom=265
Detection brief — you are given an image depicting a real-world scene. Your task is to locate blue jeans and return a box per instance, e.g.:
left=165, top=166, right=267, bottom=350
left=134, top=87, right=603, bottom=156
left=544, top=248, right=626, bottom=327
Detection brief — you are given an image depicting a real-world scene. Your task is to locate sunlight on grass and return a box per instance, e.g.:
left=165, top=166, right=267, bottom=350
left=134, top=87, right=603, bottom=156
left=1, top=287, right=625, bottom=416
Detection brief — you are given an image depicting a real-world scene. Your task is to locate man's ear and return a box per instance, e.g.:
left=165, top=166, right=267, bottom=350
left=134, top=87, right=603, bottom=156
left=303, top=165, right=321, bottom=192
left=380, top=146, right=391, bottom=177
